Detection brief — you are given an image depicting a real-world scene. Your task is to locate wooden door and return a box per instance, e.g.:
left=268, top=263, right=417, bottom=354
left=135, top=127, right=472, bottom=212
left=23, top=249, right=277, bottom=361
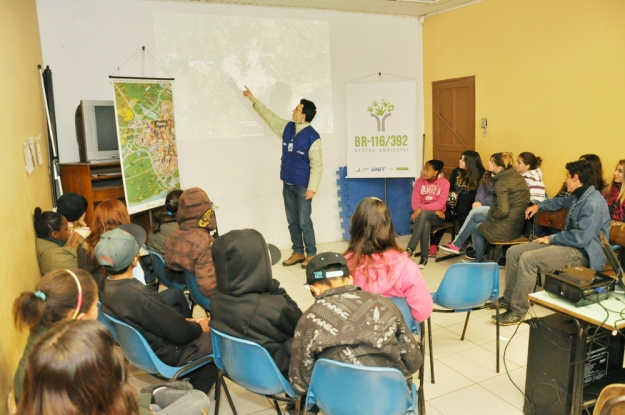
left=432, top=76, right=475, bottom=178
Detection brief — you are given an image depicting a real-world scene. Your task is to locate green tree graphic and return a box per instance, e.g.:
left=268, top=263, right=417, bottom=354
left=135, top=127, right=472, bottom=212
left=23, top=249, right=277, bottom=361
left=367, top=99, right=395, bottom=131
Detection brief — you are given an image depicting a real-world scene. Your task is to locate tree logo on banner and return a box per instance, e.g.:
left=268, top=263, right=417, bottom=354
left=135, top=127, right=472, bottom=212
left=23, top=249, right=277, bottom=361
left=367, top=99, right=395, bottom=132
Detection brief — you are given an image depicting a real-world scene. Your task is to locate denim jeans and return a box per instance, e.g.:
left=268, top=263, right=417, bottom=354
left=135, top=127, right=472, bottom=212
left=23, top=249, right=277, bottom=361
left=407, top=210, right=444, bottom=257
left=283, top=183, right=316, bottom=256
left=504, top=243, right=588, bottom=316
left=452, top=206, right=489, bottom=248
left=472, top=228, right=489, bottom=262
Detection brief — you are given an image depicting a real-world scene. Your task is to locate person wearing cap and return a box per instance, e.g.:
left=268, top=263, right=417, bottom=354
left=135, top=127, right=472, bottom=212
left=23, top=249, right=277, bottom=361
left=56, top=192, right=90, bottom=247
left=98, top=224, right=218, bottom=393
left=210, top=229, right=302, bottom=376
left=165, top=187, right=218, bottom=297
left=289, top=252, right=422, bottom=395
left=242, top=87, right=322, bottom=269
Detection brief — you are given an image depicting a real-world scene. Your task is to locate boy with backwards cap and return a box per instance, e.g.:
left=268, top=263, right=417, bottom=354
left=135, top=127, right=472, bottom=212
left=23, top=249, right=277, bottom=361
left=289, top=252, right=422, bottom=394
left=97, top=224, right=218, bottom=393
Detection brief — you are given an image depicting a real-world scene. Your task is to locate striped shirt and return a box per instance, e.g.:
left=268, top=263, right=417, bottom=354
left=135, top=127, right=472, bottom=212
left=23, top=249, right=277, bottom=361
left=522, top=168, right=546, bottom=202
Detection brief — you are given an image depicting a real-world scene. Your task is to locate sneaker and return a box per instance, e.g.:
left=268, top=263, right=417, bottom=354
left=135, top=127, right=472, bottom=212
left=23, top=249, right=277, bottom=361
left=406, top=247, right=414, bottom=256
left=491, top=310, right=525, bottom=326
left=440, top=243, right=461, bottom=255
left=485, top=296, right=510, bottom=310
left=183, top=290, right=193, bottom=310
left=282, top=253, right=306, bottom=266
left=141, top=380, right=193, bottom=395
left=465, top=248, right=476, bottom=259
left=428, top=245, right=438, bottom=258
left=497, top=257, right=506, bottom=269
left=461, top=257, right=475, bottom=263
left=418, top=257, right=428, bottom=269
left=300, top=255, right=315, bottom=269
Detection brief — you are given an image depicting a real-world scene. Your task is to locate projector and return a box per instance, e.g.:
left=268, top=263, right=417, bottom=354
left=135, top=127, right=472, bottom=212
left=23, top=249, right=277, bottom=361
left=543, top=266, right=615, bottom=307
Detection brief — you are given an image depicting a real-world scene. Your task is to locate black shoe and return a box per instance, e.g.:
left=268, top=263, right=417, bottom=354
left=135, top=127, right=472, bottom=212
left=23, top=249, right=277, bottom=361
left=485, top=296, right=510, bottom=310
left=406, top=247, right=414, bottom=256
left=141, top=380, right=193, bottom=396
left=497, top=258, right=506, bottom=269
left=465, top=248, right=476, bottom=260
left=418, top=257, right=428, bottom=269
left=491, top=310, right=525, bottom=326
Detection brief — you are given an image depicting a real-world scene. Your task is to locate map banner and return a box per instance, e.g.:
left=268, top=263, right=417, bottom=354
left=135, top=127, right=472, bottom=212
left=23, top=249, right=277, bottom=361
left=346, top=80, right=419, bottom=178
left=111, top=79, right=181, bottom=214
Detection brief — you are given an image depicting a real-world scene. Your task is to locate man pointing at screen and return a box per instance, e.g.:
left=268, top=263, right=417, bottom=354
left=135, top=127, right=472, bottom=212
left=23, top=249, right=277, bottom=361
left=243, top=86, right=322, bottom=268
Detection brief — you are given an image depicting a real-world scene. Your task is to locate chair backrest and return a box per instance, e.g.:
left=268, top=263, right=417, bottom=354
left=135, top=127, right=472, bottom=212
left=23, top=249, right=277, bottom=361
left=610, top=221, right=625, bottom=247
left=211, top=328, right=296, bottom=397
left=432, top=263, right=500, bottom=312
left=97, top=302, right=118, bottom=342
left=143, top=246, right=184, bottom=290
left=389, top=297, right=420, bottom=336
left=104, top=312, right=181, bottom=379
left=183, top=271, right=211, bottom=311
left=306, top=359, right=417, bottom=415
left=536, top=208, right=568, bottom=230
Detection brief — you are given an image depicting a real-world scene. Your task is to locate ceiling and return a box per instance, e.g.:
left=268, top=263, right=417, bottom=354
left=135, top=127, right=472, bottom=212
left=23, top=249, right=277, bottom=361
left=166, top=0, right=483, bottom=19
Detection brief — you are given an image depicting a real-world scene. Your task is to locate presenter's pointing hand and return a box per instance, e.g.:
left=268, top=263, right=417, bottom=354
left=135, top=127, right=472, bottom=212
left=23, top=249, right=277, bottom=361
left=305, top=190, right=315, bottom=200
left=243, top=86, right=257, bottom=103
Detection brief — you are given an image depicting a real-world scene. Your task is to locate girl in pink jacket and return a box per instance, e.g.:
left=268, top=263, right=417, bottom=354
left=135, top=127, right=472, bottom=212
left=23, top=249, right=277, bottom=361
left=406, top=160, right=450, bottom=268
left=344, top=197, right=434, bottom=322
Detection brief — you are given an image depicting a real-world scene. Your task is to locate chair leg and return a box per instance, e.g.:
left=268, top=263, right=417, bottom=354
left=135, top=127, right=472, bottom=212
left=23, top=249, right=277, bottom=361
left=427, top=317, right=435, bottom=384
left=418, top=324, right=426, bottom=415
left=219, top=375, right=238, bottom=415
left=272, top=399, right=282, bottom=415
left=495, top=304, right=500, bottom=373
left=214, top=371, right=222, bottom=415
left=460, top=312, right=471, bottom=341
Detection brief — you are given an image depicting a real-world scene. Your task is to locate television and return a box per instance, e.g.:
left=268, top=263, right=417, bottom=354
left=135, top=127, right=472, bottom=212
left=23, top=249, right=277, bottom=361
left=75, top=100, right=120, bottom=162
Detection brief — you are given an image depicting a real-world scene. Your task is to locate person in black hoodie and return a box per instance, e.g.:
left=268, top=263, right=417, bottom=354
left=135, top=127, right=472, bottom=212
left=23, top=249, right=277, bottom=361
left=210, top=229, right=302, bottom=376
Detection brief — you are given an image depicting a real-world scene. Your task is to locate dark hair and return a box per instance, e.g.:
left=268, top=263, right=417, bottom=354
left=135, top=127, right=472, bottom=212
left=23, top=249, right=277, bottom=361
left=345, top=198, right=401, bottom=278
left=490, top=152, right=514, bottom=170
left=151, top=189, right=184, bottom=233
left=460, top=150, right=486, bottom=190
left=17, top=320, right=139, bottom=415
left=300, top=99, right=317, bottom=123
left=579, top=154, right=607, bottom=191
left=565, top=160, right=594, bottom=187
left=518, top=152, right=543, bottom=170
left=426, top=159, right=444, bottom=173
left=13, top=269, right=98, bottom=331
left=33, top=208, right=64, bottom=238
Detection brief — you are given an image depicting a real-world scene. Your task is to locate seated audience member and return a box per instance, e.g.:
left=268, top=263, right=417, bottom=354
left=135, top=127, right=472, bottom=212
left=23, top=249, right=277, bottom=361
left=56, top=192, right=90, bottom=246
left=12, top=269, right=98, bottom=402
left=344, top=197, right=433, bottom=322
left=515, top=152, right=546, bottom=203
left=405, top=160, right=450, bottom=267
left=34, top=208, right=78, bottom=275
left=165, top=187, right=218, bottom=297
left=98, top=224, right=217, bottom=392
left=211, top=229, right=302, bottom=376
left=440, top=171, right=493, bottom=255
left=148, top=189, right=183, bottom=255
left=430, top=150, right=486, bottom=253
left=289, top=252, right=422, bottom=394
left=556, top=154, right=607, bottom=197
left=16, top=320, right=211, bottom=415
left=471, top=152, right=530, bottom=262
left=492, top=160, right=611, bottom=325
left=604, top=159, right=625, bottom=221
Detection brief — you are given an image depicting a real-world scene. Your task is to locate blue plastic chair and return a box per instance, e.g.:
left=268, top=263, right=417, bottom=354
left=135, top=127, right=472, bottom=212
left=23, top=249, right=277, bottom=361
left=143, top=246, right=186, bottom=290
left=103, top=312, right=213, bottom=380
left=97, top=302, right=118, bottom=343
left=211, top=328, right=298, bottom=415
left=305, top=359, right=419, bottom=415
left=429, top=262, right=501, bottom=381
left=183, top=271, right=210, bottom=314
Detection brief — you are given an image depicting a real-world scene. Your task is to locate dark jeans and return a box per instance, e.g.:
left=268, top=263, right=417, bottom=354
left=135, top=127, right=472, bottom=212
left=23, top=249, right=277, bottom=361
left=177, top=332, right=218, bottom=393
left=283, top=183, right=316, bottom=256
left=159, top=288, right=192, bottom=318
left=472, top=228, right=489, bottom=262
left=407, top=211, right=444, bottom=257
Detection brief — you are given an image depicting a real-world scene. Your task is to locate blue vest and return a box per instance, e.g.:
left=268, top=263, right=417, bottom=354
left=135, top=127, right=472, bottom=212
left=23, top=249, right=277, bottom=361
left=280, top=122, right=320, bottom=187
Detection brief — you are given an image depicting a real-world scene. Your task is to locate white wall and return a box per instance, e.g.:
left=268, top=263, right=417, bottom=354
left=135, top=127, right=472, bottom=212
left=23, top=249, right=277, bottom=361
left=37, top=0, right=424, bottom=248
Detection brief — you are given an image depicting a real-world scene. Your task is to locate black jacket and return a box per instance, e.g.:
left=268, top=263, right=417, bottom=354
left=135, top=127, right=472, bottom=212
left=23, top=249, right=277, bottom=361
left=101, top=278, right=203, bottom=366
left=210, top=229, right=303, bottom=375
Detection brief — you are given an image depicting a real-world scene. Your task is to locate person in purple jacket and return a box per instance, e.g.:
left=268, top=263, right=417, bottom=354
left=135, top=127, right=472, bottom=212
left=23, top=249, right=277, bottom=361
left=406, top=160, right=450, bottom=268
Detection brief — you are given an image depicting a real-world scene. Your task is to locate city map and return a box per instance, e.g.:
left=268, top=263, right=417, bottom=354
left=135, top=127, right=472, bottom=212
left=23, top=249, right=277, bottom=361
left=112, top=80, right=180, bottom=214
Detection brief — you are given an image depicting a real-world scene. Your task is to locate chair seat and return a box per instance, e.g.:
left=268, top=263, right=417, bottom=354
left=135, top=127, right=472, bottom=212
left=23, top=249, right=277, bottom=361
left=491, top=236, right=528, bottom=245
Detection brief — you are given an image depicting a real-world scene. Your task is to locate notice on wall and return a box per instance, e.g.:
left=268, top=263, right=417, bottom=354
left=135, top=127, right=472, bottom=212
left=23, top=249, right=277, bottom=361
left=111, top=79, right=181, bottom=214
left=346, top=80, right=418, bottom=178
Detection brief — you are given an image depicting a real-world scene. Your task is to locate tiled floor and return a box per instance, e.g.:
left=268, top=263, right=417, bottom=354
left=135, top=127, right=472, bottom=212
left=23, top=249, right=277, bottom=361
left=129, top=234, right=556, bottom=415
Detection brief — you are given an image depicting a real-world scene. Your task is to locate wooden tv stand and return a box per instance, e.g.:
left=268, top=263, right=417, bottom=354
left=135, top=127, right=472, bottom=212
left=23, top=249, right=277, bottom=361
left=60, top=162, right=125, bottom=226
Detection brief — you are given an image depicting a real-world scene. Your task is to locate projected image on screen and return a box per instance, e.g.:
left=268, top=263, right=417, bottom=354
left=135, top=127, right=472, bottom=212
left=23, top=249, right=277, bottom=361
left=154, top=13, right=333, bottom=141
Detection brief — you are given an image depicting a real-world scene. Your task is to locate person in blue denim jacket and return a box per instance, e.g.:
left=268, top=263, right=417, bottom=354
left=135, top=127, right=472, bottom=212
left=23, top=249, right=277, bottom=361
left=490, top=160, right=611, bottom=325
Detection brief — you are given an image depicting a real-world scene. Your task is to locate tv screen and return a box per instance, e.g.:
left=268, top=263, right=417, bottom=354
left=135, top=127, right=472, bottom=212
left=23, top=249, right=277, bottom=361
left=94, top=105, right=118, bottom=151
left=78, top=100, right=120, bottom=162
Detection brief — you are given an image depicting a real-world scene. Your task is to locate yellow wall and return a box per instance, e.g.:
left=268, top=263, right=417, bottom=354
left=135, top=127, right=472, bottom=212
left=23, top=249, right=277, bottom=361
left=423, top=0, right=625, bottom=195
left=0, top=0, right=51, bottom=411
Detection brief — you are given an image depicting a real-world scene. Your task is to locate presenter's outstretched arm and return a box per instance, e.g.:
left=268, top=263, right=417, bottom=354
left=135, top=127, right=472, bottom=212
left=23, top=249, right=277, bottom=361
left=243, top=86, right=257, bottom=103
